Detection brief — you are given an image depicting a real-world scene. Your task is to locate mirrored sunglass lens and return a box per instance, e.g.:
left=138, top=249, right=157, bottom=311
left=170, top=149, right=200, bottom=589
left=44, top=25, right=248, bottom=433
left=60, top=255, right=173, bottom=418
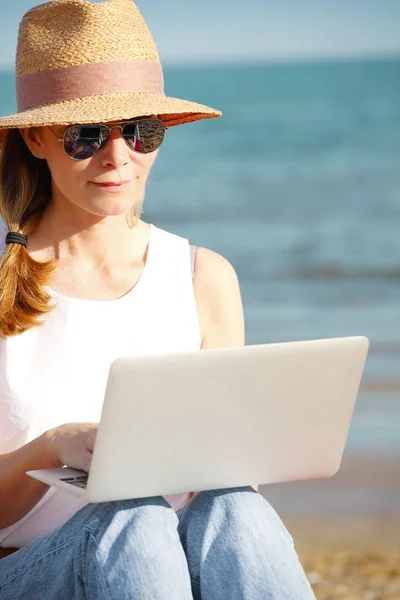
left=123, top=119, right=165, bottom=154
left=64, top=125, right=108, bottom=159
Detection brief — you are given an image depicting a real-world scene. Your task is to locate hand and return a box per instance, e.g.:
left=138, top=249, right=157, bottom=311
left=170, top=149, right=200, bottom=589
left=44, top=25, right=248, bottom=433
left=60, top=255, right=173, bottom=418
left=44, top=423, right=98, bottom=473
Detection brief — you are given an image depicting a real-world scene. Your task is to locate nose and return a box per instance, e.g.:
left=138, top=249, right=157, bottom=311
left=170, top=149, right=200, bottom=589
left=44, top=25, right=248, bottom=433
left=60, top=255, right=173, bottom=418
left=100, top=126, right=130, bottom=169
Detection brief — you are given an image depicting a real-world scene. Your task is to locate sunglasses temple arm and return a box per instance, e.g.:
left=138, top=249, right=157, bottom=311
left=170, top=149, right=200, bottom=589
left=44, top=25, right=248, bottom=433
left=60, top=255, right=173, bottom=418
left=48, top=127, right=64, bottom=143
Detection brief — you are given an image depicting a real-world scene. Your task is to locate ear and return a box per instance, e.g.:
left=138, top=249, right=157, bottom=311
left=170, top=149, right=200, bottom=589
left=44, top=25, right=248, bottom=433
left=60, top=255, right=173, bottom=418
left=19, top=127, right=47, bottom=160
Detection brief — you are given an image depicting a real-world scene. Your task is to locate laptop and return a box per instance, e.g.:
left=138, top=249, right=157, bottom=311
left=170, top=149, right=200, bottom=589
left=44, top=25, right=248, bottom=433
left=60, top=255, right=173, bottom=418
left=27, top=336, right=369, bottom=503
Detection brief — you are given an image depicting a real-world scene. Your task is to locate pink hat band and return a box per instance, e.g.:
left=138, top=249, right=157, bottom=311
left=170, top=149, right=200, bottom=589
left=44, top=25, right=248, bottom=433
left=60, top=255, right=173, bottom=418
left=16, top=61, right=165, bottom=112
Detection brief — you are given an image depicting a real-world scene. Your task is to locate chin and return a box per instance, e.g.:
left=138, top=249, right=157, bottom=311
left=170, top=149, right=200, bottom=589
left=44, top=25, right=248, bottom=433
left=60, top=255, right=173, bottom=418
left=95, top=207, right=132, bottom=219
left=85, top=196, right=135, bottom=218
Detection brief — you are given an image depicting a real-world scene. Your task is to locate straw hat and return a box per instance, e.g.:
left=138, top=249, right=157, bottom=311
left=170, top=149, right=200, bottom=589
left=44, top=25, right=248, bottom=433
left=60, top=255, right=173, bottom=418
left=0, top=0, right=221, bottom=143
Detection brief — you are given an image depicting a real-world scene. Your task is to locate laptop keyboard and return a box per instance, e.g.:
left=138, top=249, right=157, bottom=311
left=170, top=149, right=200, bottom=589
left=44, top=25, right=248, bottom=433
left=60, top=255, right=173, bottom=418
left=60, top=474, right=88, bottom=489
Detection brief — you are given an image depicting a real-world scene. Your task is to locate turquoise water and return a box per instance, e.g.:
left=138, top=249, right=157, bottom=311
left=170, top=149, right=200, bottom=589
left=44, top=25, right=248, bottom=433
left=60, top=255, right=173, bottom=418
left=1, top=58, right=399, bottom=455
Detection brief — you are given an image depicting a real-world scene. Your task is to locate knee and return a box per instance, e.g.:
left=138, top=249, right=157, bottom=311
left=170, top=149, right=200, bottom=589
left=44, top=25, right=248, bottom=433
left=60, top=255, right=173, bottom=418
left=179, top=489, right=313, bottom=600
left=180, top=486, right=262, bottom=524
left=179, top=487, right=294, bottom=548
left=60, top=499, right=192, bottom=598
left=81, top=495, right=177, bottom=540
left=67, top=496, right=177, bottom=559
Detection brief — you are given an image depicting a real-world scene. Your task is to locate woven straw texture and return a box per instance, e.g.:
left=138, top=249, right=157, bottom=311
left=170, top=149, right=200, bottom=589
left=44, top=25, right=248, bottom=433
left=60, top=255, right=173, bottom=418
left=0, top=0, right=221, bottom=137
left=16, top=0, right=160, bottom=77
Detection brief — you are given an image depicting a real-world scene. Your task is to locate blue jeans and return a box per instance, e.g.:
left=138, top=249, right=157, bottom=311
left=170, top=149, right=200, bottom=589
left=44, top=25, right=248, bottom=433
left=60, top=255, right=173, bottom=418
left=0, top=487, right=315, bottom=599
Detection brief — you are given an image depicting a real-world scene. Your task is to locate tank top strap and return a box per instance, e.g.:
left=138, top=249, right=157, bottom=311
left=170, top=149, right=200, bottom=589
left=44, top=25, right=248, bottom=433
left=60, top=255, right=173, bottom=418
left=189, top=244, right=197, bottom=279
left=150, top=225, right=195, bottom=282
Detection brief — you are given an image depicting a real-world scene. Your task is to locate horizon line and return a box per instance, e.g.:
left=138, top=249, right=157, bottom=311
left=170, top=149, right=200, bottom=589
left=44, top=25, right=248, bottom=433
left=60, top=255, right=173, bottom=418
left=0, top=51, right=399, bottom=74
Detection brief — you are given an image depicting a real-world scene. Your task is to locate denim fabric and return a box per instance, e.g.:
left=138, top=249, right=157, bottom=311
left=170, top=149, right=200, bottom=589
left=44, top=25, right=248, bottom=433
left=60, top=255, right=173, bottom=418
left=0, top=487, right=315, bottom=599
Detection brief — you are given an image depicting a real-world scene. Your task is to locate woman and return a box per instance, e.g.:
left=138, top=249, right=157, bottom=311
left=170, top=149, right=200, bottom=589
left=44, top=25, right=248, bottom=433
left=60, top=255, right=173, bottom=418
left=0, top=0, right=316, bottom=598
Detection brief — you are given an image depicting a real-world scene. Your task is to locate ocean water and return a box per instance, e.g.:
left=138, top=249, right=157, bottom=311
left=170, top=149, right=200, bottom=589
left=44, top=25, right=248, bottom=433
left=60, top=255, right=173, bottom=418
left=0, top=58, right=399, bottom=456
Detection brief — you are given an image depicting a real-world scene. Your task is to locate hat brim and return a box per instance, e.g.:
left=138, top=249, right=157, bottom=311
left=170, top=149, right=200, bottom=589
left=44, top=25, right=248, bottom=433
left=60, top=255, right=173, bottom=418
left=0, top=91, right=221, bottom=143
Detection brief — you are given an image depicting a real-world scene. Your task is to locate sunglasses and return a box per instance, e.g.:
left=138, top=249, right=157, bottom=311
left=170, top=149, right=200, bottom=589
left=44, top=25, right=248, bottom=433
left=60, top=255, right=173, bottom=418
left=50, top=117, right=166, bottom=161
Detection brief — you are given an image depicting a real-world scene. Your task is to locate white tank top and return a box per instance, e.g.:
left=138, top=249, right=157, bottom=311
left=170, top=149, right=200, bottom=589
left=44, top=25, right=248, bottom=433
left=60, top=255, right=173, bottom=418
left=0, top=223, right=200, bottom=547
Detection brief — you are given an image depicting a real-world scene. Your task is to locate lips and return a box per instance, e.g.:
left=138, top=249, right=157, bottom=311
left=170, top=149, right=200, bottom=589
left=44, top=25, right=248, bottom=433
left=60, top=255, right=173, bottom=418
left=94, top=181, right=130, bottom=186
left=91, top=180, right=131, bottom=192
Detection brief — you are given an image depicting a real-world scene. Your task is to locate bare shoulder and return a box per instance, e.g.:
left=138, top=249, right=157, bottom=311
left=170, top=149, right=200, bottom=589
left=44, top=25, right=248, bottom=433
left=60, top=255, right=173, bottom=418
left=193, top=247, right=239, bottom=292
left=192, top=247, right=245, bottom=349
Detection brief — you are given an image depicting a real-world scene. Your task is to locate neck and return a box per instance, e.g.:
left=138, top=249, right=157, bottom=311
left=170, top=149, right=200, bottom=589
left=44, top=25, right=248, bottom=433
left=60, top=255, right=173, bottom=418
left=28, top=198, right=148, bottom=267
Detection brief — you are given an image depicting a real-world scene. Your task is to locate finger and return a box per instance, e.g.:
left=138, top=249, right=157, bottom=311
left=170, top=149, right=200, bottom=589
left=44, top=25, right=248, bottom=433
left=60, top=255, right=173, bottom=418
left=81, top=451, right=93, bottom=474
left=85, top=432, right=97, bottom=453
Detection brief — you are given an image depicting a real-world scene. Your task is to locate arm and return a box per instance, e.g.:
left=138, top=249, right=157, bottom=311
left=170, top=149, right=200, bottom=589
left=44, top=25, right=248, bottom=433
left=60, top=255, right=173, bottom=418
left=0, top=423, right=97, bottom=529
left=0, top=434, right=61, bottom=529
left=193, top=247, right=258, bottom=492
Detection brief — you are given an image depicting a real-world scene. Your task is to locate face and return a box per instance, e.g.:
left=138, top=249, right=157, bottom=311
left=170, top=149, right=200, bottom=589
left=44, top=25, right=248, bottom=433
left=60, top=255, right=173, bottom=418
left=20, top=119, right=160, bottom=220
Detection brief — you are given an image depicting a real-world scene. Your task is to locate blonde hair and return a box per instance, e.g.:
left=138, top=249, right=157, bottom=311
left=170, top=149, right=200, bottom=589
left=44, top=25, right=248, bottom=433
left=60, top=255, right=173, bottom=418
left=0, top=129, right=144, bottom=337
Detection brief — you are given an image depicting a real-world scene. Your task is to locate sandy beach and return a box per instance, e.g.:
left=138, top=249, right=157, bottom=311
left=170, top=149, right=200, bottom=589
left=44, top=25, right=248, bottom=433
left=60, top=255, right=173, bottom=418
left=260, top=455, right=400, bottom=599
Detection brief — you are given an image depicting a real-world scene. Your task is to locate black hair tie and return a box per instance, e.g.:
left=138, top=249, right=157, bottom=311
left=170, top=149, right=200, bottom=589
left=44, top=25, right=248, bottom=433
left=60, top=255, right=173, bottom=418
left=5, top=232, right=28, bottom=248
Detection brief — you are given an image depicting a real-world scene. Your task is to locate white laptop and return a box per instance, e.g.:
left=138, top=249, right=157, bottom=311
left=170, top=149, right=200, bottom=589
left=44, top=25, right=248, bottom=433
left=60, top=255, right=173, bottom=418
left=27, top=336, right=369, bottom=503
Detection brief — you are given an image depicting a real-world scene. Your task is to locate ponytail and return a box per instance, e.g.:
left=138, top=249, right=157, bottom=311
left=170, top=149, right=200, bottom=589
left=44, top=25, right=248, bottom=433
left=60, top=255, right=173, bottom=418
left=0, top=129, right=55, bottom=337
